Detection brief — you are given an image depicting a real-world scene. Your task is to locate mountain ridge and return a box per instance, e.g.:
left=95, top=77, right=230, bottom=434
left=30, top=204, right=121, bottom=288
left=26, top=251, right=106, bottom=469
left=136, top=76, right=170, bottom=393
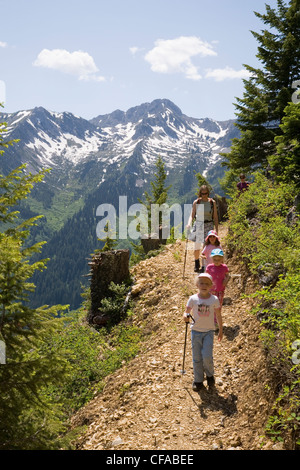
left=1, top=99, right=238, bottom=177
left=0, top=99, right=240, bottom=310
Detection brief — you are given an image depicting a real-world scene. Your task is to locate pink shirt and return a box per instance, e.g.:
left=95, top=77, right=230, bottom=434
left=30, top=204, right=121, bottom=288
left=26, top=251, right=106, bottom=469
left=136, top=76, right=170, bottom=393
left=202, top=244, right=223, bottom=268
left=206, top=263, right=229, bottom=292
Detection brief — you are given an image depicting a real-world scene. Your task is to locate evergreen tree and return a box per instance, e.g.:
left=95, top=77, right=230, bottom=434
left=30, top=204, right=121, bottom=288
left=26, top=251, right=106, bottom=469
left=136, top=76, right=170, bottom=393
left=143, top=155, right=171, bottom=206
left=131, top=156, right=172, bottom=262
left=0, top=114, right=69, bottom=449
left=268, top=102, right=300, bottom=186
left=95, top=221, right=118, bottom=253
left=222, top=0, right=300, bottom=174
left=195, top=173, right=212, bottom=194
left=142, top=155, right=172, bottom=230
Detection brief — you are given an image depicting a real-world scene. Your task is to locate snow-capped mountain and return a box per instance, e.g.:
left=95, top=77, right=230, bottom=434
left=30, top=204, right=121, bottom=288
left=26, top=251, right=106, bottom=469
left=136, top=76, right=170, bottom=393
left=1, top=99, right=238, bottom=186
left=1, top=106, right=105, bottom=171
left=91, top=99, right=238, bottom=177
left=1, top=99, right=240, bottom=310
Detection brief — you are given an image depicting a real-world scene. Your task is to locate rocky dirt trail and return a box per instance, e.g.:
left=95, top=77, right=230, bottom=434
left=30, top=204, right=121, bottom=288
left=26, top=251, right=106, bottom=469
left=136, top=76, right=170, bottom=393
left=72, top=224, right=281, bottom=451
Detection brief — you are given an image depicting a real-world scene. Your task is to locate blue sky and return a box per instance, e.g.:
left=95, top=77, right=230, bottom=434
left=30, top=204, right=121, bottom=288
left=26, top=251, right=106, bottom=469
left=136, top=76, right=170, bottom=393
left=0, top=0, right=279, bottom=121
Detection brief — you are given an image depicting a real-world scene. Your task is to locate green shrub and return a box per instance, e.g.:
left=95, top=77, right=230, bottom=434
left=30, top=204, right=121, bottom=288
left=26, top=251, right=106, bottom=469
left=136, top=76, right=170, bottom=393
left=226, top=172, right=298, bottom=273
left=39, top=306, right=143, bottom=448
left=99, top=281, right=132, bottom=325
left=227, top=171, right=300, bottom=448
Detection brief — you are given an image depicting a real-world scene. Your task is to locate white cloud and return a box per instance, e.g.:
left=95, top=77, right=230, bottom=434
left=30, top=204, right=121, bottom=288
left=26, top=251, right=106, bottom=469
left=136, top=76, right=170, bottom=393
left=144, top=36, right=217, bottom=81
left=205, top=66, right=250, bottom=81
left=0, top=41, right=8, bottom=48
left=129, top=46, right=144, bottom=56
left=33, top=48, right=105, bottom=82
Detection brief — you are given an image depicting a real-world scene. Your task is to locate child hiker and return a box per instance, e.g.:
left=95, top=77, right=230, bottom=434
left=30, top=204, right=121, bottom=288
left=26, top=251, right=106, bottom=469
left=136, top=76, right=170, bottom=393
left=183, top=273, right=223, bottom=392
left=201, top=230, right=222, bottom=271
left=206, top=248, right=230, bottom=317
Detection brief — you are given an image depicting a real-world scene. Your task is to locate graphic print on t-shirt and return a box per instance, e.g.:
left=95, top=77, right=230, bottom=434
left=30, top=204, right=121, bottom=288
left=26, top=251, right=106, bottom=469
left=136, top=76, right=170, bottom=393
left=197, top=303, right=210, bottom=317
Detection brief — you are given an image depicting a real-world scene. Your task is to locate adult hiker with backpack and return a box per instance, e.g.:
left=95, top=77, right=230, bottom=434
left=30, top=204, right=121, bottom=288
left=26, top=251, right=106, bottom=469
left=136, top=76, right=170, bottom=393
left=186, top=185, right=219, bottom=273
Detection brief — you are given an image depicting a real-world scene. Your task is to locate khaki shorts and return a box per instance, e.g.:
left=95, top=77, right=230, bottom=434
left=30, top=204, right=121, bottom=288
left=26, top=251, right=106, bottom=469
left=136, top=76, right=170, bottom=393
left=194, top=221, right=214, bottom=250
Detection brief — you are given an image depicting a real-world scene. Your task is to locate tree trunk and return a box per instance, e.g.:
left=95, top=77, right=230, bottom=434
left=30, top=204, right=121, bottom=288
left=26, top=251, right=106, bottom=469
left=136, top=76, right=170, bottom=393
left=88, top=249, right=130, bottom=326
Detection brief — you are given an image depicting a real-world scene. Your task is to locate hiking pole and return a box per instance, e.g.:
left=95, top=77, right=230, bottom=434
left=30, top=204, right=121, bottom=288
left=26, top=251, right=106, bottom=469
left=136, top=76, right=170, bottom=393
left=180, top=313, right=195, bottom=375
left=182, top=230, right=189, bottom=279
left=180, top=320, right=189, bottom=375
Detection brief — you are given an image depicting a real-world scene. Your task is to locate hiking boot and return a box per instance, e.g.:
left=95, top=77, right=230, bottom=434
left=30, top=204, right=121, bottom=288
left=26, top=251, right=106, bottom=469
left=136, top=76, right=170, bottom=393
left=192, top=382, right=204, bottom=392
left=194, top=259, right=200, bottom=272
left=207, top=376, right=215, bottom=387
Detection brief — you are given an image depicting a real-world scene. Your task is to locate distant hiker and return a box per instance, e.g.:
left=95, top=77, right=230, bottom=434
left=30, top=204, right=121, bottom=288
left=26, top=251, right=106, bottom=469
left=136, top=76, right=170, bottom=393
left=187, top=185, right=219, bottom=273
left=237, top=174, right=250, bottom=194
left=183, top=272, right=223, bottom=392
left=206, top=249, right=230, bottom=322
left=201, top=230, right=222, bottom=271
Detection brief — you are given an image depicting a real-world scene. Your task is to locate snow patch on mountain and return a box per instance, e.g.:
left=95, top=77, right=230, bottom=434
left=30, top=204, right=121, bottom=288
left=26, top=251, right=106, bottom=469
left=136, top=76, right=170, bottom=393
left=0, top=99, right=238, bottom=179
left=25, top=130, right=105, bottom=167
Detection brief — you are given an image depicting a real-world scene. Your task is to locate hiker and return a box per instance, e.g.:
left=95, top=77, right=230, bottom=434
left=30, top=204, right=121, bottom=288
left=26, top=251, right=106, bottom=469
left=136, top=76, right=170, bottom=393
left=201, top=230, right=222, bottom=271
left=206, top=248, right=230, bottom=319
left=237, top=174, right=250, bottom=194
left=183, top=272, right=223, bottom=392
left=187, top=185, right=219, bottom=273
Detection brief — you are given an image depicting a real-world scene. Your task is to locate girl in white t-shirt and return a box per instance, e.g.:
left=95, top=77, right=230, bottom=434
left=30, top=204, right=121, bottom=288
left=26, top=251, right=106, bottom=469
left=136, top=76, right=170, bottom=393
left=183, top=273, right=223, bottom=392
